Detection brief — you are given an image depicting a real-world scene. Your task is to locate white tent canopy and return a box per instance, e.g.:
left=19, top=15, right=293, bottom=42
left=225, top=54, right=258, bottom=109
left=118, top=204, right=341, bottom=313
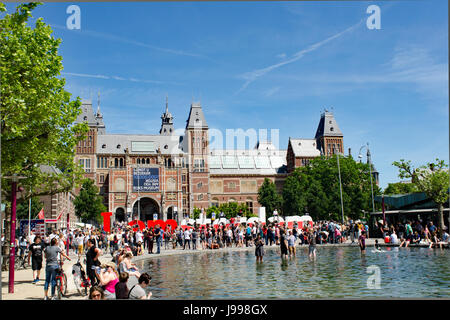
left=268, top=216, right=285, bottom=223
left=75, top=222, right=93, bottom=229
left=213, top=217, right=228, bottom=225
left=299, top=215, right=312, bottom=222
left=285, top=216, right=302, bottom=222
left=247, top=217, right=260, bottom=224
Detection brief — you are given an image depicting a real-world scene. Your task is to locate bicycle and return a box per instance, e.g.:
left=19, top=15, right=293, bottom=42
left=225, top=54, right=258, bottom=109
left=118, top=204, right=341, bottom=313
left=72, top=259, right=91, bottom=296
left=13, top=248, right=29, bottom=270
left=55, top=260, right=68, bottom=300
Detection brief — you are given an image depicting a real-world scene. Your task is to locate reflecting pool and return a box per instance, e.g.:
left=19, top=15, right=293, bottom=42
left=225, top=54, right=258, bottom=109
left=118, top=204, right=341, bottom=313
left=135, top=246, right=450, bottom=299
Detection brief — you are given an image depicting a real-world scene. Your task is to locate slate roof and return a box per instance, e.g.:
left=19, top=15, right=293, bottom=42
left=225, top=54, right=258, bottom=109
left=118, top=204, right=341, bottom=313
left=75, top=100, right=99, bottom=127
left=289, top=138, right=321, bottom=157
left=315, top=111, right=343, bottom=138
left=96, top=134, right=186, bottom=155
left=186, top=102, right=208, bottom=129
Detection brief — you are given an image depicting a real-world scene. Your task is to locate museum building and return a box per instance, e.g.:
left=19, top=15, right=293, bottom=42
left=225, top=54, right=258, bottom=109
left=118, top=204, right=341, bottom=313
left=74, top=98, right=344, bottom=223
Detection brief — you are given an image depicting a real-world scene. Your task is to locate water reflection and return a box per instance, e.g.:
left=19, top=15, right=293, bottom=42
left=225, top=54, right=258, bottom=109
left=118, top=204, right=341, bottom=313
left=140, top=247, right=450, bottom=299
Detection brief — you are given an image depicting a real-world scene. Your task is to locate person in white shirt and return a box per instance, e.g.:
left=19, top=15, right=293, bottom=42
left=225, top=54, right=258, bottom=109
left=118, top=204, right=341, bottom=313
left=226, top=228, right=233, bottom=247
left=28, top=231, right=36, bottom=246
left=136, top=231, right=144, bottom=244
left=390, top=231, right=399, bottom=244
left=76, top=233, right=85, bottom=258
left=183, top=229, right=191, bottom=250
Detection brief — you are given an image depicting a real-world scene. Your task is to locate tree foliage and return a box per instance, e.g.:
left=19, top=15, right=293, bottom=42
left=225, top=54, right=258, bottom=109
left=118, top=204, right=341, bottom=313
left=205, top=202, right=255, bottom=219
left=73, top=179, right=106, bottom=224
left=282, top=155, right=381, bottom=221
left=257, top=178, right=283, bottom=217
left=384, top=182, right=419, bottom=195
left=0, top=2, right=88, bottom=206
left=392, top=159, right=449, bottom=234
left=15, top=196, right=43, bottom=221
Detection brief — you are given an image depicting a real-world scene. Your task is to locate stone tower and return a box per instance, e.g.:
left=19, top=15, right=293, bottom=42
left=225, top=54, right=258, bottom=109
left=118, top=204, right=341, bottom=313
left=315, top=110, right=344, bottom=157
left=185, top=102, right=210, bottom=215
left=160, top=96, right=174, bottom=135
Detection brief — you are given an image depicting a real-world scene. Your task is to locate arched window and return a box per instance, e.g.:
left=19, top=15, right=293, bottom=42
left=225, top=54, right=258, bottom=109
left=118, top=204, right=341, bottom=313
left=137, top=158, right=141, bottom=164
left=119, top=158, right=124, bottom=167
left=146, top=158, right=150, bottom=164
left=114, top=158, right=119, bottom=167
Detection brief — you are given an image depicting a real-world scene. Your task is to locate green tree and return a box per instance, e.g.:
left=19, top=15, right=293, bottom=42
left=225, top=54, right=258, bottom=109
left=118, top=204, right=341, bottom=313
left=73, top=179, right=107, bottom=224
left=205, top=203, right=255, bottom=219
left=192, top=207, right=201, bottom=219
left=282, top=155, right=380, bottom=222
left=0, top=2, right=88, bottom=266
left=384, top=182, right=419, bottom=195
left=15, top=196, right=43, bottom=221
left=257, top=178, right=283, bottom=218
left=393, top=159, right=449, bottom=236
left=206, top=205, right=220, bottom=219
left=282, top=170, right=306, bottom=216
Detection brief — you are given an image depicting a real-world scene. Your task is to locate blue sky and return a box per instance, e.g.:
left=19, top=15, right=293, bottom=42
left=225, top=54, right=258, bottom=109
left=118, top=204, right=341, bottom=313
left=4, top=1, right=448, bottom=189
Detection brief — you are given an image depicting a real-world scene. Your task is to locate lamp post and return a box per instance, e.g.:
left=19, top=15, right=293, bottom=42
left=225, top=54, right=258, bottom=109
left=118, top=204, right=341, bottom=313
left=2, top=174, right=26, bottom=294
left=358, top=143, right=375, bottom=214
left=334, top=146, right=345, bottom=224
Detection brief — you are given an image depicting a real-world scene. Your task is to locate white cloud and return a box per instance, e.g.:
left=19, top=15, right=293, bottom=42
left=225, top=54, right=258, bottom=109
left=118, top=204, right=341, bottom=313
left=49, top=23, right=212, bottom=61
left=61, top=72, right=182, bottom=85
left=264, top=86, right=281, bottom=97
left=235, top=19, right=364, bottom=94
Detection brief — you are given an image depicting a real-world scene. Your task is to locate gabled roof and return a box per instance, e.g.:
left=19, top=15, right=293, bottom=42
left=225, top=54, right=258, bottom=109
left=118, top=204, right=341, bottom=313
left=289, top=138, right=321, bottom=157
left=39, top=164, right=62, bottom=175
left=186, top=102, right=208, bottom=129
left=96, top=134, right=186, bottom=155
left=75, top=100, right=98, bottom=126
left=315, top=110, right=343, bottom=138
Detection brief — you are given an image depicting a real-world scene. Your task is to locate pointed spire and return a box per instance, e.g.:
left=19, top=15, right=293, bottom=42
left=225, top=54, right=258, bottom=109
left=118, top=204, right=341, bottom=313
left=165, top=94, right=169, bottom=114
left=97, top=91, right=101, bottom=115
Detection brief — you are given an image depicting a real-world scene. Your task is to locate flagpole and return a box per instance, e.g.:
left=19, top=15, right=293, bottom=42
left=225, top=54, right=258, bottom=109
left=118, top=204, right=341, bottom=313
left=28, top=189, right=31, bottom=241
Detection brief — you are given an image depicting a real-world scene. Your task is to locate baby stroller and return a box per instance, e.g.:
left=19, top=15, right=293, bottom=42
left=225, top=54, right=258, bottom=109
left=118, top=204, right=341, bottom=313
left=72, top=259, right=91, bottom=296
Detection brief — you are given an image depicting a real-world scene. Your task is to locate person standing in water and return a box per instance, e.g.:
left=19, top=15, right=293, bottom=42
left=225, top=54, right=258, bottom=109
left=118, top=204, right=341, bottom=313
left=359, top=230, right=367, bottom=254
left=279, top=229, right=288, bottom=261
left=308, top=229, right=317, bottom=261
left=255, top=234, right=265, bottom=263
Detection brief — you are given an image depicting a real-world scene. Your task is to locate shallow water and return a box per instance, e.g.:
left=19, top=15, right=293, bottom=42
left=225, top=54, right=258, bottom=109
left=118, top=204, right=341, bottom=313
left=135, top=246, right=450, bottom=299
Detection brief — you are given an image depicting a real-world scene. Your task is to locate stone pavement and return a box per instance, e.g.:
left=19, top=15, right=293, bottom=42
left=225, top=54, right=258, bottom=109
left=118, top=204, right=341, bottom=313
left=1, top=237, right=428, bottom=300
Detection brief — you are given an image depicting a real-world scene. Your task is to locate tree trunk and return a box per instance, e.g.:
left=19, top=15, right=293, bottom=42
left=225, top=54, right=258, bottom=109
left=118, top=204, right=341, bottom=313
left=437, top=203, right=445, bottom=238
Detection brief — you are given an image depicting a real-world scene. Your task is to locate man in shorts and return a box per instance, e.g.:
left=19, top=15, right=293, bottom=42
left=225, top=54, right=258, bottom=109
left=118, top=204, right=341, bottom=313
left=287, top=230, right=296, bottom=258
left=279, top=229, right=288, bottom=260
left=28, top=235, right=45, bottom=283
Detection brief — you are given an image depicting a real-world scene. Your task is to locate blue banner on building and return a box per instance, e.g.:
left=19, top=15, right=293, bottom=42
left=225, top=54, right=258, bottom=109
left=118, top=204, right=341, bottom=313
left=133, top=167, right=159, bottom=192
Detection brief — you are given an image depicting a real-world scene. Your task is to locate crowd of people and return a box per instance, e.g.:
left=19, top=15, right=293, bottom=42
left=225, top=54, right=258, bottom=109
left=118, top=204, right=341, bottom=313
left=7, top=216, right=448, bottom=300
left=377, top=220, right=449, bottom=249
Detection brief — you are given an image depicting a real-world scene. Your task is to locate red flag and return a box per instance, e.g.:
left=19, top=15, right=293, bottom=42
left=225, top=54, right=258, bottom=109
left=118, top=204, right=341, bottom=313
left=38, top=208, right=44, bottom=219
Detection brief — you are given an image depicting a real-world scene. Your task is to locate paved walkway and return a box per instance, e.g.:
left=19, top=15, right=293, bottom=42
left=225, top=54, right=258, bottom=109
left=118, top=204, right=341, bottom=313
left=1, top=238, right=443, bottom=300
